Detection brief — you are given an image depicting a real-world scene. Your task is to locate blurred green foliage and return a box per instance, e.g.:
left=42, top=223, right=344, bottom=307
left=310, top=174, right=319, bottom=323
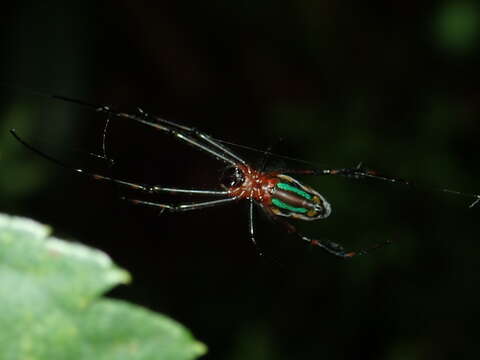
left=434, top=1, right=479, bottom=55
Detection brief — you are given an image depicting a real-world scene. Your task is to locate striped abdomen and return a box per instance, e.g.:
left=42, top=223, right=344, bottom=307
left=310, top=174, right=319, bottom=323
left=268, top=174, right=331, bottom=220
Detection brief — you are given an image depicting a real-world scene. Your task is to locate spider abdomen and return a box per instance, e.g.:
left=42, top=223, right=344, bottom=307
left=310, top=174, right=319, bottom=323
left=269, top=174, right=331, bottom=220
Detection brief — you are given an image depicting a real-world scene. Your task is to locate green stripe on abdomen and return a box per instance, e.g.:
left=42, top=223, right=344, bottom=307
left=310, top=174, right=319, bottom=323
left=272, top=198, right=308, bottom=214
left=276, top=182, right=312, bottom=200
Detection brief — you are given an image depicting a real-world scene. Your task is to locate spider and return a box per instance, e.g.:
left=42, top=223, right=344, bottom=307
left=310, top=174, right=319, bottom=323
left=10, top=94, right=480, bottom=258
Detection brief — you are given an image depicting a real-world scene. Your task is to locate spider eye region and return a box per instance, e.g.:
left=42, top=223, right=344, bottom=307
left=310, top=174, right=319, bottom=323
left=220, top=167, right=246, bottom=189
left=270, top=175, right=332, bottom=221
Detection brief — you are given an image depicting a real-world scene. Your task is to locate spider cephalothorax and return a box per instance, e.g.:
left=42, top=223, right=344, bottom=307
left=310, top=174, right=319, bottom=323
left=225, top=165, right=277, bottom=202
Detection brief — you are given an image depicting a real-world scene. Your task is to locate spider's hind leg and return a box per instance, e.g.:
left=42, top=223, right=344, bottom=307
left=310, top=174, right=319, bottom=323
left=267, top=210, right=391, bottom=258
left=302, top=235, right=392, bottom=258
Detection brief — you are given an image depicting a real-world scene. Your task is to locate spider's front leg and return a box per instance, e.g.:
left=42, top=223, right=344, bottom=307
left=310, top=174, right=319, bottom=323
left=122, top=197, right=239, bottom=213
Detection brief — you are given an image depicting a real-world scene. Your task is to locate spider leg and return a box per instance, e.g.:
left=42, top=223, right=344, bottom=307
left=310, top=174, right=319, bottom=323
left=118, top=109, right=242, bottom=166
left=90, top=172, right=230, bottom=197
left=265, top=208, right=390, bottom=258
left=10, top=130, right=229, bottom=197
left=278, top=165, right=480, bottom=208
left=50, top=95, right=246, bottom=166
left=300, top=233, right=392, bottom=258
left=248, top=199, right=264, bottom=256
left=123, top=197, right=239, bottom=212
left=143, top=109, right=248, bottom=166
left=271, top=164, right=378, bottom=178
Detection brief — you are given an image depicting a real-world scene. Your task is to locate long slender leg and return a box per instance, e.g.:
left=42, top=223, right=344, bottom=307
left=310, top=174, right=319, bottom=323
left=299, top=232, right=391, bottom=258
left=91, top=172, right=230, bottom=196
left=266, top=209, right=390, bottom=258
left=272, top=164, right=385, bottom=178
left=51, top=95, right=245, bottom=166
left=119, top=110, right=242, bottom=166
left=146, top=110, right=248, bottom=166
left=248, top=199, right=263, bottom=256
left=10, top=130, right=230, bottom=197
left=123, top=197, right=239, bottom=212
left=277, top=164, right=480, bottom=208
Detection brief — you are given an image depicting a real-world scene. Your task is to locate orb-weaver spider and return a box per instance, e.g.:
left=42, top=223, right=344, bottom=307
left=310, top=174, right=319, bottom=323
left=10, top=95, right=480, bottom=258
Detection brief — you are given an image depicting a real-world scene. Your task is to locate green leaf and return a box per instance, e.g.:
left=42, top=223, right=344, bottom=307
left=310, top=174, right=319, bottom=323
left=0, top=213, right=207, bottom=360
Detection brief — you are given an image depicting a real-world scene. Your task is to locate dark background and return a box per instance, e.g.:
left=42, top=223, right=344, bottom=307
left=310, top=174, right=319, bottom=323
left=2, top=1, right=480, bottom=359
